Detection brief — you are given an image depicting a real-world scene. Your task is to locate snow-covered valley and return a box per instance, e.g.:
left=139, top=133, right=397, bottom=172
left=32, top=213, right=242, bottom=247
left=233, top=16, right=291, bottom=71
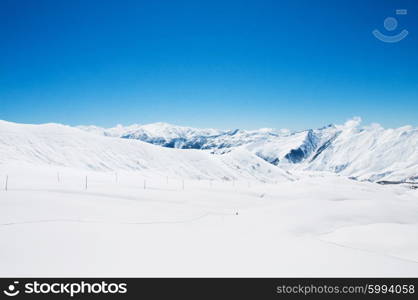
left=1, top=119, right=418, bottom=276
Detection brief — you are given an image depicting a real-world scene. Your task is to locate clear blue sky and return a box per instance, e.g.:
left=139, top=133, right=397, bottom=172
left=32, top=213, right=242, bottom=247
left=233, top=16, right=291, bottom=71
left=0, top=0, right=417, bottom=130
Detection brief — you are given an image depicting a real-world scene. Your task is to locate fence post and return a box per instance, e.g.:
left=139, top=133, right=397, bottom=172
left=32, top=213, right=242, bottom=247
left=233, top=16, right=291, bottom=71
left=144, top=179, right=146, bottom=190
left=182, top=179, right=185, bottom=190
left=85, top=176, right=88, bottom=190
left=57, top=172, right=60, bottom=183
left=5, top=175, right=8, bottom=191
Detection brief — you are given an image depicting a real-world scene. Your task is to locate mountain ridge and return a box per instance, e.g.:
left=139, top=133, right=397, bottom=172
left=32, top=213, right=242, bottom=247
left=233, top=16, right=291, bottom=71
left=1, top=118, right=417, bottom=183
left=76, top=118, right=418, bottom=183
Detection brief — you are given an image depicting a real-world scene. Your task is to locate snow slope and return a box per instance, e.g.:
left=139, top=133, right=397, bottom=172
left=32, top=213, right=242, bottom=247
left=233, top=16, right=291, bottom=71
left=243, top=125, right=338, bottom=166
left=305, top=119, right=418, bottom=182
left=1, top=166, right=418, bottom=276
left=0, top=120, right=293, bottom=182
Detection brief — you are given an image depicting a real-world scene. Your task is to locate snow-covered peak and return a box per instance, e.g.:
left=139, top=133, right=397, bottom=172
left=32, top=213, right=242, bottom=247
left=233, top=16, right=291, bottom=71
left=76, top=124, right=143, bottom=137
left=77, top=122, right=223, bottom=141
left=123, top=122, right=222, bottom=140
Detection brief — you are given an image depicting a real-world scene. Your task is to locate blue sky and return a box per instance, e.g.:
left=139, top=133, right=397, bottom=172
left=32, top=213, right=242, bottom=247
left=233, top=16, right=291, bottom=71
left=0, top=0, right=417, bottom=130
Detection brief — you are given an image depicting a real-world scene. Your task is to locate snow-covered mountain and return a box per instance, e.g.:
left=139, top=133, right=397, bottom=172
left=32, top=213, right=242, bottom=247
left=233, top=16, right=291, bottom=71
left=77, top=122, right=329, bottom=163
left=77, top=122, right=223, bottom=146
left=0, top=118, right=416, bottom=183
left=77, top=118, right=418, bottom=183
left=0, top=120, right=293, bottom=182
left=304, top=119, right=418, bottom=182
left=77, top=122, right=289, bottom=149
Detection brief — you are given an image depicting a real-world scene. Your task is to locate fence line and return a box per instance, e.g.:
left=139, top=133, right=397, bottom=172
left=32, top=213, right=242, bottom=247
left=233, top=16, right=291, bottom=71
left=1, top=170, right=268, bottom=193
